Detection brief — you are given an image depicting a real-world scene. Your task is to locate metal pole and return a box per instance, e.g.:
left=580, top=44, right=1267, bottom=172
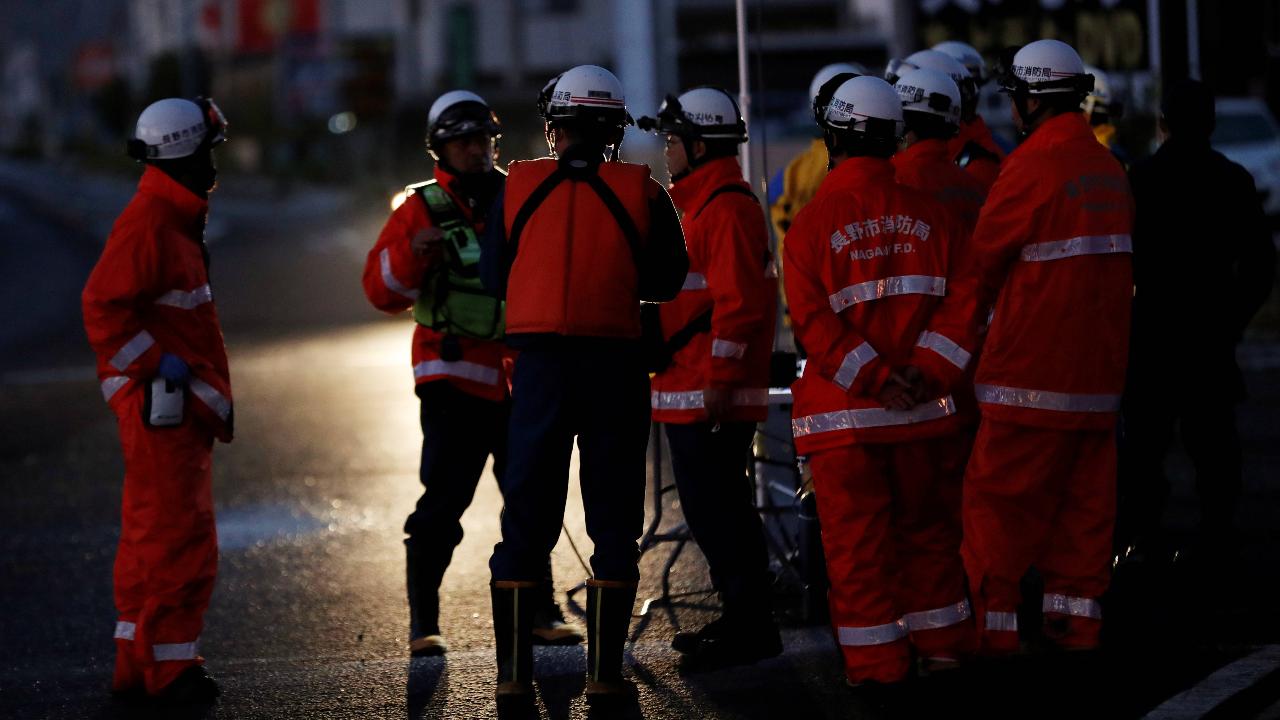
left=612, top=0, right=660, bottom=164
left=1186, top=0, right=1200, bottom=80
left=735, top=0, right=750, bottom=182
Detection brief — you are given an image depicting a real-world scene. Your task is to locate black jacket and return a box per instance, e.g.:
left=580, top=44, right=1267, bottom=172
left=1128, top=138, right=1276, bottom=397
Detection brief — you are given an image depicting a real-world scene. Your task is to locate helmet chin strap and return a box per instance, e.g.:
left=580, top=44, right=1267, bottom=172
left=1014, top=93, right=1055, bottom=138
left=823, top=130, right=842, bottom=170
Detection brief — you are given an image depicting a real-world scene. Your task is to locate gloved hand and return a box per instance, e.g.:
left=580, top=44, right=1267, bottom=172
left=158, top=352, right=190, bottom=385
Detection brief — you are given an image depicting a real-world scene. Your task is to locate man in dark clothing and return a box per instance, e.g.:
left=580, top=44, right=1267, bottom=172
left=1119, top=79, right=1276, bottom=561
left=480, top=65, right=687, bottom=708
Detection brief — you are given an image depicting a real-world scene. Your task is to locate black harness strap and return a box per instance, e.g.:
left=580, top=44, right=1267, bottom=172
left=582, top=172, right=644, bottom=263
left=507, top=163, right=645, bottom=265
left=691, top=183, right=758, bottom=221
left=507, top=168, right=570, bottom=258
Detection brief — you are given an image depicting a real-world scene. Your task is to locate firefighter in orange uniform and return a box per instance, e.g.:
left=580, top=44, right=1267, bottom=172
left=481, top=65, right=687, bottom=706
left=638, top=87, right=781, bottom=667
left=906, top=40, right=1133, bottom=655
left=83, top=97, right=233, bottom=703
left=891, top=67, right=987, bottom=234
left=785, top=74, right=974, bottom=694
left=932, top=41, right=1008, bottom=190
left=362, top=91, right=580, bottom=660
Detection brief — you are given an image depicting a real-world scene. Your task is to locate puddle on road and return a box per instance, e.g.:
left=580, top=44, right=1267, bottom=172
left=216, top=502, right=373, bottom=550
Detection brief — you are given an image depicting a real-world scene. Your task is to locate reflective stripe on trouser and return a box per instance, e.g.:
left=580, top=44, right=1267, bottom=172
left=809, top=434, right=971, bottom=683
left=961, top=419, right=1115, bottom=654
left=113, top=388, right=217, bottom=694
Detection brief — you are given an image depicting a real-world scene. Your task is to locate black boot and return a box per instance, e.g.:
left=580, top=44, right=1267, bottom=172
left=672, top=609, right=782, bottom=671
left=492, top=581, right=537, bottom=703
left=156, top=666, right=220, bottom=704
left=532, top=578, right=584, bottom=646
left=585, top=579, right=638, bottom=703
left=406, top=541, right=449, bottom=656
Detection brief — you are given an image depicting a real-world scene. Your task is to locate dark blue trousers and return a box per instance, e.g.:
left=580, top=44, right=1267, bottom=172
left=664, top=421, right=774, bottom=620
left=405, top=381, right=507, bottom=638
left=489, top=339, right=650, bottom=583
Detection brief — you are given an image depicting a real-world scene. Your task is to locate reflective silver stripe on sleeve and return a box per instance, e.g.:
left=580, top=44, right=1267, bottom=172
left=154, top=284, right=213, bottom=309
left=837, top=619, right=909, bottom=647
left=189, top=379, right=232, bottom=421
left=413, top=359, right=501, bottom=386
left=109, top=330, right=155, bottom=371
left=152, top=640, right=200, bottom=662
left=903, top=599, right=971, bottom=632
left=651, top=388, right=772, bottom=410
left=1019, top=234, right=1132, bottom=263
left=832, top=342, right=877, bottom=390
left=985, top=611, right=1019, bottom=633
left=915, top=331, right=971, bottom=371
left=114, top=621, right=136, bottom=641
left=828, top=275, right=946, bottom=313
left=711, top=339, right=747, bottom=359
left=101, top=376, right=130, bottom=403
left=380, top=248, right=420, bottom=300
left=682, top=272, right=708, bottom=290
left=974, top=384, right=1121, bottom=413
left=765, top=259, right=779, bottom=278
left=792, top=395, right=957, bottom=437
left=1042, top=593, right=1102, bottom=619
left=652, top=390, right=704, bottom=410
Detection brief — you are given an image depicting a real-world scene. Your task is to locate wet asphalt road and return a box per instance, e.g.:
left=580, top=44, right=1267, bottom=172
left=4, top=166, right=1280, bottom=719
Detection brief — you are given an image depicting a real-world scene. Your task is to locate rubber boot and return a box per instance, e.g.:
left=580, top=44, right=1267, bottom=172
left=406, top=541, right=449, bottom=656
left=585, top=579, right=638, bottom=703
left=492, top=581, right=537, bottom=705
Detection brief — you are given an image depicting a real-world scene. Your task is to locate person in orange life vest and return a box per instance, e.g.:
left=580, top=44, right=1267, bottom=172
left=891, top=67, right=987, bottom=235
left=82, top=97, right=232, bottom=704
left=903, top=39, right=1132, bottom=655
left=361, top=91, right=581, bottom=660
left=480, top=65, right=687, bottom=706
left=930, top=41, right=1007, bottom=190
left=784, top=74, right=974, bottom=691
left=636, top=87, right=781, bottom=669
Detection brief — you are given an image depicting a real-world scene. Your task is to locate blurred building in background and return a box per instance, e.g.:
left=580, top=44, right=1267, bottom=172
left=1, top=0, right=1278, bottom=187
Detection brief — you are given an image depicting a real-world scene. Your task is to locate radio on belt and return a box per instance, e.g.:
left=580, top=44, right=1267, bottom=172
left=145, top=377, right=185, bottom=427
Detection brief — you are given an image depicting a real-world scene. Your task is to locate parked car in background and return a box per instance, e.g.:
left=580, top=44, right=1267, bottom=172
left=1213, top=97, right=1280, bottom=219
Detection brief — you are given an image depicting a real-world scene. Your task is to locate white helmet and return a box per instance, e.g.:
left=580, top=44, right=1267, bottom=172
left=809, top=62, right=868, bottom=104
left=1081, top=65, right=1121, bottom=119
left=1003, top=39, right=1093, bottom=96
left=932, top=40, right=988, bottom=85
left=885, top=50, right=975, bottom=115
left=895, top=67, right=962, bottom=129
left=637, top=86, right=747, bottom=143
left=426, top=90, right=501, bottom=152
left=885, top=50, right=967, bottom=87
left=815, top=75, right=903, bottom=141
left=128, top=97, right=227, bottom=160
left=537, top=64, right=632, bottom=128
